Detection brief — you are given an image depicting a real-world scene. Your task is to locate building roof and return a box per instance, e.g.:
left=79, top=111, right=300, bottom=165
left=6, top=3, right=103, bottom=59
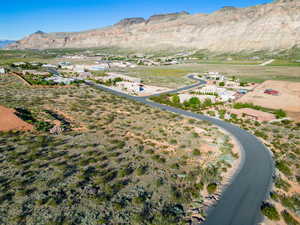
left=230, top=108, right=276, bottom=122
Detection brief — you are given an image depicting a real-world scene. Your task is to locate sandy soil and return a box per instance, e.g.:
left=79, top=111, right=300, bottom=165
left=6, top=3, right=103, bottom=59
left=0, top=105, right=33, bottom=132
left=237, top=80, right=300, bottom=121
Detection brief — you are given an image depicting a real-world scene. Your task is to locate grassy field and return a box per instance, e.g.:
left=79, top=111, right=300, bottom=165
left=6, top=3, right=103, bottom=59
left=0, top=74, right=237, bottom=225
left=121, top=63, right=300, bottom=88
left=268, top=59, right=300, bottom=67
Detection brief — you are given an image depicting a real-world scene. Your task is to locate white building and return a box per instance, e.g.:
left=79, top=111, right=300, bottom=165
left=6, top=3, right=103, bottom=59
left=116, top=81, right=141, bottom=94
left=22, top=70, right=49, bottom=76
left=219, top=90, right=236, bottom=102
left=110, top=61, right=137, bottom=68
left=199, top=85, right=223, bottom=94
left=0, top=68, right=5, bottom=74
left=87, top=65, right=107, bottom=71
left=225, top=81, right=239, bottom=87
left=205, top=72, right=225, bottom=81
left=13, top=62, right=26, bottom=67
left=178, top=94, right=216, bottom=104
left=73, top=65, right=85, bottom=73
left=78, top=72, right=93, bottom=79
left=59, top=62, right=71, bottom=66
left=42, top=64, right=57, bottom=69
left=100, top=73, right=141, bottom=83
left=61, top=65, right=74, bottom=70
left=198, top=85, right=236, bottom=102
left=73, top=64, right=108, bottom=72
left=45, top=76, right=75, bottom=85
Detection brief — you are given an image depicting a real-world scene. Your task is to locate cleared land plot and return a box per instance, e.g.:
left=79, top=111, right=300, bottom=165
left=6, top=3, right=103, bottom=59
left=237, top=80, right=300, bottom=120
left=0, top=105, right=33, bottom=131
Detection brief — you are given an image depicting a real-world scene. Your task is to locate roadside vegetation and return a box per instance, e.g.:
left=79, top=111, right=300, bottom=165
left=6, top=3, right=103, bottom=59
left=150, top=88, right=300, bottom=224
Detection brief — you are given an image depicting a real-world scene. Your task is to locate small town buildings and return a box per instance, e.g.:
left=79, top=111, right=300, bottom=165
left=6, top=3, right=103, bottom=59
left=22, top=70, right=49, bottom=76
left=0, top=68, right=5, bottom=74
left=63, top=55, right=85, bottom=59
left=110, top=61, right=137, bottom=68
left=72, top=64, right=108, bottom=72
left=230, top=108, right=276, bottom=122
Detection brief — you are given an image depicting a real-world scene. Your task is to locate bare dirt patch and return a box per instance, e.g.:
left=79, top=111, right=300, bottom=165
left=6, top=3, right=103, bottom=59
left=0, top=105, right=33, bottom=131
left=237, top=80, right=300, bottom=120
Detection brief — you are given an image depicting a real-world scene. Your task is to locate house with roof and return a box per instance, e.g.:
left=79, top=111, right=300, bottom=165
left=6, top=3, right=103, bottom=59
left=178, top=94, right=216, bottom=104
left=45, top=76, right=75, bottom=85
left=116, top=81, right=143, bottom=94
left=264, top=89, right=279, bottom=96
left=22, top=70, right=49, bottom=76
left=230, top=108, right=276, bottom=122
left=198, top=85, right=236, bottom=102
left=78, top=72, right=93, bottom=79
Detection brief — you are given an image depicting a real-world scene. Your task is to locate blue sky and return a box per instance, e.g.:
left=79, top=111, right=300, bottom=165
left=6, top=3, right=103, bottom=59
left=1, top=0, right=271, bottom=40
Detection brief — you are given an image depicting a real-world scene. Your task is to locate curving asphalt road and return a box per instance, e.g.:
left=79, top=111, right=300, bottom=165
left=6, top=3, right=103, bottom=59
left=86, top=75, right=274, bottom=225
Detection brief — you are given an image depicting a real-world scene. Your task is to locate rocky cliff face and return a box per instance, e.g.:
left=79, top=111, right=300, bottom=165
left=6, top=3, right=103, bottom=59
left=7, top=0, right=300, bottom=52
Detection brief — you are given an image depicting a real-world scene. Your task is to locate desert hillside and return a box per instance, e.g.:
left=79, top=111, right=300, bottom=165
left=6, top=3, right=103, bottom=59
left=7, top=0, right=300, bottom=52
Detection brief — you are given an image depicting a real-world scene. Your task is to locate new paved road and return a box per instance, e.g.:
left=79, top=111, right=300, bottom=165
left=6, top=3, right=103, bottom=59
left=86, top=75, right=274, bottom=225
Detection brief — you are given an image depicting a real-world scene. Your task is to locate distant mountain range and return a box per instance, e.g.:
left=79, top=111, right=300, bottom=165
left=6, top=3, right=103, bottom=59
left=6, top=0, right=300, bottom=52
left=0, top=40, right=15, bottom=48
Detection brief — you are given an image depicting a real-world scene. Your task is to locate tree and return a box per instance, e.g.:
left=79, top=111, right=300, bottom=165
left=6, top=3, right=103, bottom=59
left=188, top=97, right=201, bottom=109
left=207, top=183, right=217, bottom=194
left=219, top=82, right=225, bottom=87
left=261, top=202, right=280, bottom=221
left=203, top=98, right=212, bottom=107
left=172, top=95, right=180, bottom=104
left=275, top=109, right=286, bottom=119
left=281, top=210, right=299, bottom=225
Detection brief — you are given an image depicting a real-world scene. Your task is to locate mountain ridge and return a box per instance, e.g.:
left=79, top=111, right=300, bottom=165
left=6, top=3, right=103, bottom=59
left=0, top=40, right=15, bottom=48
left=7, top=0, right=300, bottom=52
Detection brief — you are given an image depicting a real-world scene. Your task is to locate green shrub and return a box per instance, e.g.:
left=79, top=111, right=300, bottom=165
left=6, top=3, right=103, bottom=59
left=260, top=202, right=280, bottom=221
left=275, top=109, right=287, bottom=119
left=136, top=166, right=148, bottom=176
left=276, top=161, right=292, bottom=176
left=118, top=167, right=134, bottom=177
left=192, top=149, right=201, bottom=156
left=156, top=177, right=164, bottom=187
left=275, top=177, right=291, bottom=191
left=207, top=183, right=217, bottom=194
left=281, top=210, right=299, bottom=225
left=172, top=95, right=180, bottom=104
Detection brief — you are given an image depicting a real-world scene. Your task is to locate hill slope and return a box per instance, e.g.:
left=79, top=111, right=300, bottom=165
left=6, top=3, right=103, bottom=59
left=7, top=0, right=300, bottom=52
